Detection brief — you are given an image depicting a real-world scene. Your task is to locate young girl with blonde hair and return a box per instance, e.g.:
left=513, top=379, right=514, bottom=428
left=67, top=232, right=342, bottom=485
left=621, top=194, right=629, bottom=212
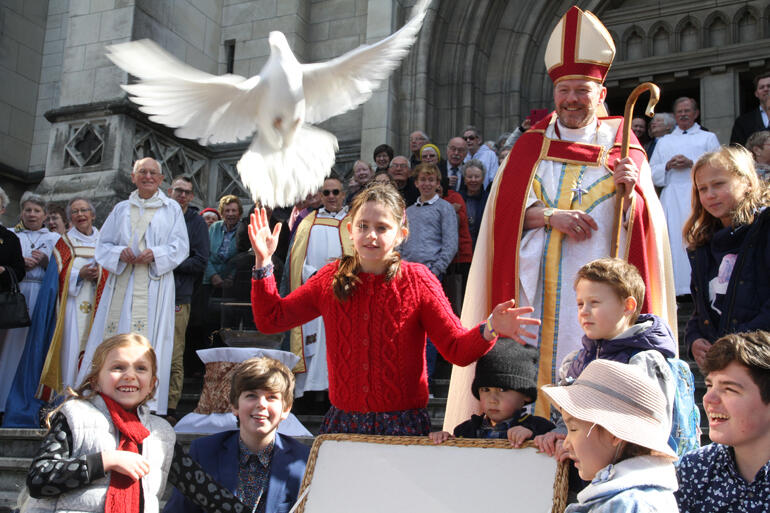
left=24, top=333, right=175, bottom=513
left=682, top=145, right=770, bottom=370
left=249, top=182, right=541, bottom=435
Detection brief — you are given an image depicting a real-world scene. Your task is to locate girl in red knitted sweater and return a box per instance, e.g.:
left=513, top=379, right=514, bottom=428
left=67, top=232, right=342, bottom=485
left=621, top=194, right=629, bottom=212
left=249, top=182, right=540, bottom=435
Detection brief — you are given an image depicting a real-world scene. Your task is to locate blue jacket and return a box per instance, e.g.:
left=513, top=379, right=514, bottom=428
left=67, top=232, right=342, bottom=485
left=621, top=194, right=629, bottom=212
left=564, top=314, right=677, bottom=382
left=458, top=185, right=489, bottom=248
left=204, top=220, right=239, bottom=283
left=685, top=207, right=770, bottom=352
left=566, top=456, right=679, bottom=512
left=163, top=430, right=310, bottom=513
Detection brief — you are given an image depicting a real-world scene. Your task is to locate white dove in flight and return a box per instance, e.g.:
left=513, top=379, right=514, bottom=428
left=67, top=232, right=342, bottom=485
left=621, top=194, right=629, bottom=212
left=106, top=0, right=431, bottom=207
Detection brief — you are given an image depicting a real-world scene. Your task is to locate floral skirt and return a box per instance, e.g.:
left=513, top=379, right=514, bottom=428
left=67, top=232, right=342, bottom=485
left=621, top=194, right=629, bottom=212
left=320, top=405, right=432, bottom=435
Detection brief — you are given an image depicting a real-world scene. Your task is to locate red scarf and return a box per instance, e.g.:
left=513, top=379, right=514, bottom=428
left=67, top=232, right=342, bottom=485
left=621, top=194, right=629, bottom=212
left=100, top=393, right=150, bottom=513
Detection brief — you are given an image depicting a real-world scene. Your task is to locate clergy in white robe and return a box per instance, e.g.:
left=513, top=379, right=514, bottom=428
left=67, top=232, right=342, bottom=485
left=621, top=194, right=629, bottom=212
left=283, top=177, right=353, bottom=398
left=76, top=158, right=189, bottom=414
left=650, top=98, right=720, bottom=296
left=0, top=194, right=59, bottom=412
left=55, top=206, right=102, bottom=390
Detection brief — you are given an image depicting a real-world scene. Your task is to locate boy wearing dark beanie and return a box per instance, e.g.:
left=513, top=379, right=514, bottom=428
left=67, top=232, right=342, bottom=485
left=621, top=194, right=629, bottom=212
left=430, top=339, right=554, bottom=446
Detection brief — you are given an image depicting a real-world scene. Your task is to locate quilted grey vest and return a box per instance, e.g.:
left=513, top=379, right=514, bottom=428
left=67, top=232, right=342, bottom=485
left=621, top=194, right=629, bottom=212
left=21, top=395, right=175, bottom=513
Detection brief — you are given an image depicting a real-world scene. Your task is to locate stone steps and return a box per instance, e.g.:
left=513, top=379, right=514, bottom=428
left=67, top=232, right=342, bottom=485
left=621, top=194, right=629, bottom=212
left=0, top=373, right=453, bottom=513
left=0, top=429, right=42, bottom=512
left=0, top=492, right=20, bottom=512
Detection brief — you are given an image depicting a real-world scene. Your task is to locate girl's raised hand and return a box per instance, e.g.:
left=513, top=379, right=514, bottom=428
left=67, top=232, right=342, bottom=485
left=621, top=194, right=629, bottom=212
left=102, top=450, right=151, bottom=481
left=488, top=299, right=541, bottom=345
left=248, top=207, right=282, bottom=268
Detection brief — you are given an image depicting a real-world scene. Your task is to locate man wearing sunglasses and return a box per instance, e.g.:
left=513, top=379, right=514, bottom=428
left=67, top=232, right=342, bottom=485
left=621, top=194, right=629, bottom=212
left=284, top=175, right=353, bottom=405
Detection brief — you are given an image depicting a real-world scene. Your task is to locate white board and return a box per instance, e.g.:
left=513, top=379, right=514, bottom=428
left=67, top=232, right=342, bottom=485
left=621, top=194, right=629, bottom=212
left=297, top=435, right=566, bottom=513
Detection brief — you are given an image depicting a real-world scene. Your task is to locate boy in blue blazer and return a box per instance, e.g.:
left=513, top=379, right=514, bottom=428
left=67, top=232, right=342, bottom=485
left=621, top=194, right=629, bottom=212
left=164, top=357, right=310, bottom=513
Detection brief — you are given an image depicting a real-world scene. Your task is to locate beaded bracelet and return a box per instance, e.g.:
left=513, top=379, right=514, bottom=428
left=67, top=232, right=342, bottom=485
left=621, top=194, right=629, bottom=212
left=252, top=263, right=274, bottom=280
left=485, top=312, right=498, bottom=338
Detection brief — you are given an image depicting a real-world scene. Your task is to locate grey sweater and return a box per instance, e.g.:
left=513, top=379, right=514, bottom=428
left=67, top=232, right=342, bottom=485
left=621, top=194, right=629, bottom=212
left=401, top=196, right=458, bottom=276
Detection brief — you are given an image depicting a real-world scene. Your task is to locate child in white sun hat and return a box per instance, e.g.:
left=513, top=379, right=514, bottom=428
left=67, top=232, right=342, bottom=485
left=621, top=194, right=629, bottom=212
left=541, top=359, right=678, bottom=512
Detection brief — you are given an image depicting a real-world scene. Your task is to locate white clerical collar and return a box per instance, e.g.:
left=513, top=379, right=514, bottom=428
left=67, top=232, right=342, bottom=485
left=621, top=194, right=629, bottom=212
left=318, top=206, right=349, bottom=218
left=20, top=226, right=50, bottom=234
left=415, top=193, right=439, bottom=206
left=555, top=119, right=598, bottom=143
left=674, top=123, right=700, bottom=135
left=129, top=189, right=165, bottom=209
left=68, top=226, right=98, bottom=242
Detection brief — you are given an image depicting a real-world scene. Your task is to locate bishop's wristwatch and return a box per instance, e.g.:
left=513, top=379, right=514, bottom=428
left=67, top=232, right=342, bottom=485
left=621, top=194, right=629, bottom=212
left=543, top=207, right=555, bottom=228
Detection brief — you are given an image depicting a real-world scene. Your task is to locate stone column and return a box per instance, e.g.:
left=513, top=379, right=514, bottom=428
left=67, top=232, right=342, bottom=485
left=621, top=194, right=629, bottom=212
left=359, top=0, right=399, bottom=165
left=700, top=69, right=739, bottom=145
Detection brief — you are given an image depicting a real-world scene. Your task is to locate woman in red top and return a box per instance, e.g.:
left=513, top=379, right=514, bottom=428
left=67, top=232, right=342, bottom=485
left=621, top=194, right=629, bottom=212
left=249, top=182, right=540, bottom=435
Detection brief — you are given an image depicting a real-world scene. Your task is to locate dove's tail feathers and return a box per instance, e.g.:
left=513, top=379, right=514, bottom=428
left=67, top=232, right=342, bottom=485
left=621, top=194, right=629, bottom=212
left=237, top=125, right=338, bottom=208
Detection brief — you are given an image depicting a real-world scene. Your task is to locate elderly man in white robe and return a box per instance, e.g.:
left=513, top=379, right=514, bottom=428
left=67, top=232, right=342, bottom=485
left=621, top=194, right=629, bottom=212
left=650, top=97, right=720, bottom=296
left=76, top=158, right=189, bottom=414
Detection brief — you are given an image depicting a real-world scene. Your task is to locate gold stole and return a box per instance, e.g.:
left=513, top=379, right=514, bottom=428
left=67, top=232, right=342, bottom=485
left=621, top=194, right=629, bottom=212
left=289, top=211, right=353, bottom=373
left=38, top=241, right=97, bottom=395
left=104, top=204, right=159, bottom=338
left=531, top=163, right=615, bottom=417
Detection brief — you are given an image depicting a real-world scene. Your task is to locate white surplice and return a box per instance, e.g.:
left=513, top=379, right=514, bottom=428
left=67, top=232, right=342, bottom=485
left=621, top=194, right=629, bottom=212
left=60, top=226, right=100, bottom=389
left=76, top=191, right=188, bottom=414
left=0, top=227, right=59, bottom=412
left=293, top=207, right=349, bottom=398
left=650, top=123, right=720, bottom=295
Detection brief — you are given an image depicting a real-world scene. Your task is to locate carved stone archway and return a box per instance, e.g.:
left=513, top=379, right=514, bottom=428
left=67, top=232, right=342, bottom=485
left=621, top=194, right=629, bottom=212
left=392, top=0, right=605, bottom=152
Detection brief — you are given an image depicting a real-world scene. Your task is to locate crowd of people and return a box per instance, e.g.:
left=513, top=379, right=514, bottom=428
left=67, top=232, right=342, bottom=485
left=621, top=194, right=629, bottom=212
left=0, top=5, right=768, bottom=513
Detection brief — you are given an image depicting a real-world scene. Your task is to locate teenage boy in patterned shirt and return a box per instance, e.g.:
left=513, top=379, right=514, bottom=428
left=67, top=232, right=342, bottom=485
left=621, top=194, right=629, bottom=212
left=675, top=331, right=770, bottom=513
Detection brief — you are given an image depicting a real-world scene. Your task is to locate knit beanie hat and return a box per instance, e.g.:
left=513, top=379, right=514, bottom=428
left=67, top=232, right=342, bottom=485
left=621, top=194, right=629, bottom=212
left=471, top=339, right=539, bottom=403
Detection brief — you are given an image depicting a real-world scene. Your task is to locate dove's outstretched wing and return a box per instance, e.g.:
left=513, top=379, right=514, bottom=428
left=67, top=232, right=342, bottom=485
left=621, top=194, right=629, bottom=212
left=107, top=39, right=263, bottom=145
left=301, top=0, right=431, bottom=125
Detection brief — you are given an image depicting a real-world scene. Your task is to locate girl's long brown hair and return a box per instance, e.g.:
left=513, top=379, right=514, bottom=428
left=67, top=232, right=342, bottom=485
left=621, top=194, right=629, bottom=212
left=332, top=182, right=407, bottom=301
left=45, top=333, right=158, bottom=428
left=683, top=145, right=770, bottom=248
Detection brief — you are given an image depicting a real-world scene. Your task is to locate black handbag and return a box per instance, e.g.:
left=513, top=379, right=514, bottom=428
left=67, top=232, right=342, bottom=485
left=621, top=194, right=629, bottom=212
left=0, top=267, right=31, bottom=329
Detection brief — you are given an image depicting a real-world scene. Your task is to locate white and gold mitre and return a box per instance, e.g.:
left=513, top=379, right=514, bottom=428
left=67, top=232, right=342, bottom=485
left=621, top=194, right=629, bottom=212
left=544, top=6, right=616, bottom=84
